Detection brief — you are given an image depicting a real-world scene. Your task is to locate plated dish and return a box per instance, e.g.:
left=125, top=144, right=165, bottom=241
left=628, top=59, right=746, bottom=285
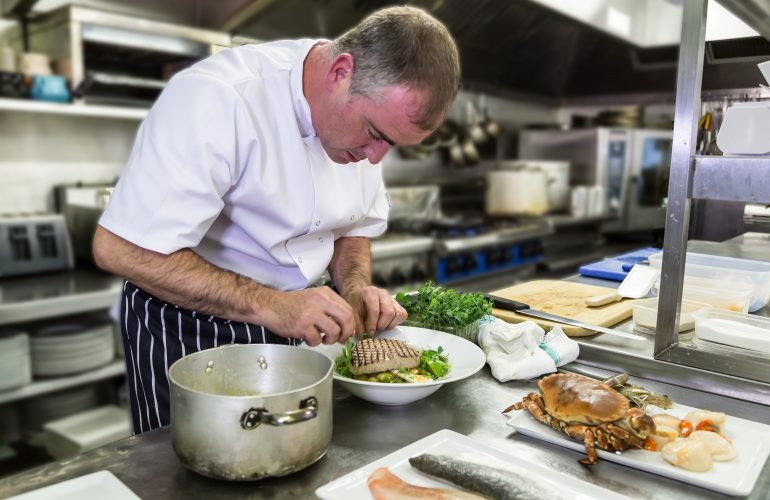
left=507, top=397, right=770, bottom=496
left=309, top=326, right=485, bottom=405
left=315, top=429, right=629, bottom=500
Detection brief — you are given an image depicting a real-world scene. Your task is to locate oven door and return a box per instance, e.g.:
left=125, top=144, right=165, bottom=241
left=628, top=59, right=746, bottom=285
left=625, top=130, right=673, bottom=231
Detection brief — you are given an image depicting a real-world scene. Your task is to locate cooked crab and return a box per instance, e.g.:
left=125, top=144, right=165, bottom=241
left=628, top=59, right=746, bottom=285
left=504, top=372, right=656, bottom=465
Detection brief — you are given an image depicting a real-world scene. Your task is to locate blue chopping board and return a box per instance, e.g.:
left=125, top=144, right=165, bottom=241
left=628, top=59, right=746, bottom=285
left=578, top=247, right=660, bottom=281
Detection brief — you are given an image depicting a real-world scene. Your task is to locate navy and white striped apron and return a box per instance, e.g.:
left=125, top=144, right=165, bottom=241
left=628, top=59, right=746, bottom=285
left=119, top=281, right=298, bottom=435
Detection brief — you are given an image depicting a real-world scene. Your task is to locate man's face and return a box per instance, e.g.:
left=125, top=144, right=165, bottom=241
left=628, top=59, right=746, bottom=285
left=317, top=84, right=434, bottom=165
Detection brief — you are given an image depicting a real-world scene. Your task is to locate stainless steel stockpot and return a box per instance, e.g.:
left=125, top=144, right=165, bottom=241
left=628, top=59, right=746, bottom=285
left=168, top=344, right=333, bottom=481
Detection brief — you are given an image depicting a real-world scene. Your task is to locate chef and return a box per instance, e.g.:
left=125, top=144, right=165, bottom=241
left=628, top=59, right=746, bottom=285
left=92, top=5, right=461, bottom=433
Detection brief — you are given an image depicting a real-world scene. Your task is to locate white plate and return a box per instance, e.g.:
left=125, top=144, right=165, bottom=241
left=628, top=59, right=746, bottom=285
left=309, top=326, right=486, bottom=405
left=315, top=428, right=629, bottom=499
left=8, top=470, right=140, bottom=500
left=506, top=402, right=770, bottom=496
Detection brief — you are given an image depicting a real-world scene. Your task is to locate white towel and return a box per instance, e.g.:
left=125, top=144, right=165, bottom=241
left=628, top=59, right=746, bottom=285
left=476, top=316, right=580, bottom=382
left=540, top=326, right=580, bottom=367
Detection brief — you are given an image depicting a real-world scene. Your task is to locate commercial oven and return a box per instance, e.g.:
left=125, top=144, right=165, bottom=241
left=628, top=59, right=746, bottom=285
left=519, top=128, right=673, bottom=232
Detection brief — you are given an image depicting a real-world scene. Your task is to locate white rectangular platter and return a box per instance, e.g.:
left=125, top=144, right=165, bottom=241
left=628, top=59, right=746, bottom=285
left=8, top=470, right=140, bottom=500
left=507, top=402, right=770, bottom=497
left=316, top=428, right=629, bottom=499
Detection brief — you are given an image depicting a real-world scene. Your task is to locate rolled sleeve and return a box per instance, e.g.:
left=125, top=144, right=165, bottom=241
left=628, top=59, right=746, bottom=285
left=341, top=180, right=389, bottom=239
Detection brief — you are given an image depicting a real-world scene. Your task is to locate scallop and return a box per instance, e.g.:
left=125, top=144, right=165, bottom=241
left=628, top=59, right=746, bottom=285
left=652, top=413, right=682, bottom=429
left=661, top=439, right=714, bottom=472
left=684, top=410, right=725, bottom=428
left=688, top=431, right=737, bottom=461
left=653, top=425, right=679, bottom=441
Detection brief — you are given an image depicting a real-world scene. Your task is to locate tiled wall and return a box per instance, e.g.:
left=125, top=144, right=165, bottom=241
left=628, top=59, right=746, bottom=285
left=0, top=112, right=139, bottom=213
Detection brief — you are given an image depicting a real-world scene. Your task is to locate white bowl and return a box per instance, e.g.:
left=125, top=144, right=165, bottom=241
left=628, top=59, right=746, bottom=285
left=306, top=326, right=486, bottom=405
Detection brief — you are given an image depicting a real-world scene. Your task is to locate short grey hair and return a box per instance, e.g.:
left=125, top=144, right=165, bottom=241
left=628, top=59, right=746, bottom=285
left=330, top=5, right=461, bottom=130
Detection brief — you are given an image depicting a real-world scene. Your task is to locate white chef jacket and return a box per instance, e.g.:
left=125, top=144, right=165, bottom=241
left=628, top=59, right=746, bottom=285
left=99, top=39, right=390, bottom=291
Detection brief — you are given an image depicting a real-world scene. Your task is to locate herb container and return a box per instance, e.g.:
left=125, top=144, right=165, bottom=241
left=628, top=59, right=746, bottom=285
left=401, top=319, right=480, bottom=344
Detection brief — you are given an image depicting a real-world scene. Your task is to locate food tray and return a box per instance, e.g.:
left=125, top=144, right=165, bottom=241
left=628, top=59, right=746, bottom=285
left=693, top=308, right=770, bottom=354
left=316, top=429, right=627, bottom=499
left=507, top=399, right=770, bottom=497
left=632, top=297, right=710, bottom=333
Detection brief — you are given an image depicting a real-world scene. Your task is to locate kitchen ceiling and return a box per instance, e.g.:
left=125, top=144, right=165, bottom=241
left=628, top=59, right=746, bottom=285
left=7, top=0, right=770, bottom=100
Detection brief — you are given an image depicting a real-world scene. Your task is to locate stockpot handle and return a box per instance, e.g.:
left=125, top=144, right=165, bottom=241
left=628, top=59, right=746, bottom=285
left=240, top=396, right=318, bottom=430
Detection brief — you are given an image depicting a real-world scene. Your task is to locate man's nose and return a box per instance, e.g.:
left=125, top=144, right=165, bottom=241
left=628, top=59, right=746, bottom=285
left=364, top=141, right=391, bottom=164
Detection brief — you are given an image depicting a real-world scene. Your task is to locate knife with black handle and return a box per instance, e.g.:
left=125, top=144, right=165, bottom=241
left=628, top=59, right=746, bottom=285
left=483, top=293, right=646, bottom=341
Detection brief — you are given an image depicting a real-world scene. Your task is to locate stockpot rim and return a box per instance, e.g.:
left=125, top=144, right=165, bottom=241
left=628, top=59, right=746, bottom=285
left=168, top=343, right=333, bottom=400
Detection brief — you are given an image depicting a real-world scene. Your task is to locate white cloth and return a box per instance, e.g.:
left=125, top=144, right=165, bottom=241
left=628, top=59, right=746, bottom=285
left=99, top=39, right=389, bottom=291
left=477, top=316, right=580, bottom=382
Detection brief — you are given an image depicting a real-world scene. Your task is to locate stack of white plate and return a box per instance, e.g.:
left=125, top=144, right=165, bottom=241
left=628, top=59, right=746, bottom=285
left=21, top=385, right=99, bottom=446
left=29, top=318, right=115, bottom=377
left=0, top=328, right=31, bottom=391
left=43, top=405, right=132, bottom=459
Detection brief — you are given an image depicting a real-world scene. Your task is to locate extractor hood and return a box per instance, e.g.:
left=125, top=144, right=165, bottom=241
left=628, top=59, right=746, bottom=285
left=6, top=0, right=770, bottom=100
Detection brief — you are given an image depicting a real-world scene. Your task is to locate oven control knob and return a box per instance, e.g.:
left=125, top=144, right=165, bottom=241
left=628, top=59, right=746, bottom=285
left=409, top=264, right=428, bottom=282
left=445, top=256, right=462, bottom=275
left=389, top=268, right=407, bottom=285
left=463, top=254, right=478, bottom=271
left=372, top=271, right=388, bottom=287
left=501, top=247, right=513, bottom=263
left=486, top=248, right=500, bottom=266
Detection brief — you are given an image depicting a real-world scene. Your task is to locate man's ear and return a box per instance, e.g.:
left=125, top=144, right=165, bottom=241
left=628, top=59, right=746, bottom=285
left=325, top=53, right=354, bottom=91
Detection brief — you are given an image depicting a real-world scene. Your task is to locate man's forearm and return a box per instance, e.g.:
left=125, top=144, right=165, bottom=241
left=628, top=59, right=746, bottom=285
left=328, top=236, right=372, bottom=297
left=92, top=226, right=277, bottom=324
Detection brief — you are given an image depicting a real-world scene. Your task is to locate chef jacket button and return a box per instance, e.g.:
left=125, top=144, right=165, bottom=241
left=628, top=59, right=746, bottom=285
left=318, top=237, right=323, bottom=243
left=350, top=214, right=355, bottom=221
left=298, top=257, right=303, bottom=263
left=315, top=220, right=320, bottom=227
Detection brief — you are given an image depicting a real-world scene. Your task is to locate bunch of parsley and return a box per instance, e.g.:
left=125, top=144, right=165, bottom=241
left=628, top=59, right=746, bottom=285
left=395, top=281, right=492, bottom=330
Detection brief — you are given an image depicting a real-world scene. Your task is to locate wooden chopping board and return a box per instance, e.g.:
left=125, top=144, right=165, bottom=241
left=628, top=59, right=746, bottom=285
left=490, top=280, right=634, bottom=337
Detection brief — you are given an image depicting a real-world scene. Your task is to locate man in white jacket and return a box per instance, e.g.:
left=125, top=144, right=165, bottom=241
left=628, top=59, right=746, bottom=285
left=92, top=6, right=461, bottom=433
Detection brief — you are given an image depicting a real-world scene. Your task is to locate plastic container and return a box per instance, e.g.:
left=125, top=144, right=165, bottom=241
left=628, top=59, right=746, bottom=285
left=693, top=308, right=770, bottom=354
left=632, top=297, right=711, bottom=334
left=648, top=252, right=770, bottom=312
left=652, top=275, right=753, bottom=314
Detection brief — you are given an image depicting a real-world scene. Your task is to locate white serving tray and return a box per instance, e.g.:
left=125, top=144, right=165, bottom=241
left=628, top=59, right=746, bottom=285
left=316, top=428, right=629, bottom=499
left=507, top=402, right=770, bottom=497
left=8, top=470, right=140, bottom=500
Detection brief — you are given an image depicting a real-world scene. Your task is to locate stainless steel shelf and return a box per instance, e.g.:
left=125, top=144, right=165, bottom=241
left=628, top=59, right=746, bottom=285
left=0, top=360, right=124, bottom=405
left=0, top=268, right=123, bottom=326
left=0, top=97, right=148, bottom=120
left=434, top=220, right=552, bottom=255
left=693, top=156, right=770, bottom=203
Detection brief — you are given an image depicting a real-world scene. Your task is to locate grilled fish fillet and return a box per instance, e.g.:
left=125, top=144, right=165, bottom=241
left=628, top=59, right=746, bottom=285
left=367, top=467, right=485, bottom=499
left=350, top=338, right=420, bottom=375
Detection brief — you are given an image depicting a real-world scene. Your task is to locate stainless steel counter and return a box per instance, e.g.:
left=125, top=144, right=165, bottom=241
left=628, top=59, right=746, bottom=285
left=563, top=237, right=770, bottom=406
left=1, top=365, right=768, bottom=499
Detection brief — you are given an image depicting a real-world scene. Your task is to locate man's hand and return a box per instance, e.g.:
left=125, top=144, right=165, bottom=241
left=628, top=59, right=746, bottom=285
left=264, top=287, right=357, bottom=347
left=343, top=285, right=408, bottom=335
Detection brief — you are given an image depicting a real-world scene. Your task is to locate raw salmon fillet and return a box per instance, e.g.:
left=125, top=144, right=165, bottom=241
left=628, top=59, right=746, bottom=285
left=367, top=467, right=485, bottom=499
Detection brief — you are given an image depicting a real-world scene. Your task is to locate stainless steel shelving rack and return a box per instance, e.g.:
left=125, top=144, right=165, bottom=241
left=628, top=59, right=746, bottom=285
left=654, top=0, right=770, bottom=396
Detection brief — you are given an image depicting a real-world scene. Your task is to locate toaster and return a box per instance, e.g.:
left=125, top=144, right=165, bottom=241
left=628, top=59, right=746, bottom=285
left=0, top=213, right=74, bottom=278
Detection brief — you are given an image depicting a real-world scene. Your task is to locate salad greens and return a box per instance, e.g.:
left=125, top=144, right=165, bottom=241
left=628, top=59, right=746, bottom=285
left=396, top=281, right=492, bottom=330
left=334, top=339, right=449, bottom=384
